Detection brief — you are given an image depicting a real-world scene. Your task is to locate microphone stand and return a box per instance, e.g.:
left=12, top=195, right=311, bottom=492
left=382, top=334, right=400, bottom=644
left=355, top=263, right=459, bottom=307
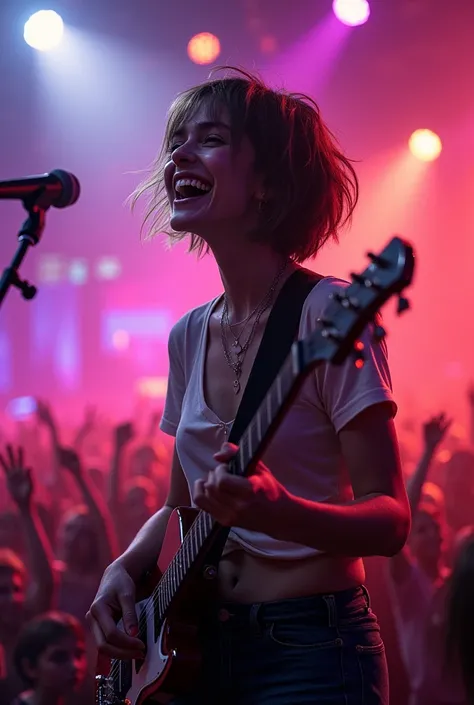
left=0, top=200, right=46, bottom=309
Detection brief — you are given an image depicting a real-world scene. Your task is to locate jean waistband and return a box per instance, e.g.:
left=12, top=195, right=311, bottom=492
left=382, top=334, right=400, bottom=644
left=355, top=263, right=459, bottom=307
left=216, top=585, right=370, bottom=627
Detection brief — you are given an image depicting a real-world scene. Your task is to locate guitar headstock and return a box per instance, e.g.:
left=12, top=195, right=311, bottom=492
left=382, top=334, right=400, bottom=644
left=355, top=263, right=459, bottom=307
left=303, top=236, right=415, bottom=368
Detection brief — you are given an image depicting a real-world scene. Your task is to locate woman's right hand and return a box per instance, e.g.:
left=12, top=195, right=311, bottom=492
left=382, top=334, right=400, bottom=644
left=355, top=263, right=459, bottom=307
left=86, top=561, right=146, bottom=659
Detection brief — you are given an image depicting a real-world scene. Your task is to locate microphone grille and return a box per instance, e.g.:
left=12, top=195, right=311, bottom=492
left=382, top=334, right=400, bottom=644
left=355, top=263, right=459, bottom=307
left=50, top=169, right=81, bottom=208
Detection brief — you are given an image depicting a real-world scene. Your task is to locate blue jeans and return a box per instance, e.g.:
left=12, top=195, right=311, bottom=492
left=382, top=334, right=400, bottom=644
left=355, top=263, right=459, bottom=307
left=172, top=585, right=389, bottom=704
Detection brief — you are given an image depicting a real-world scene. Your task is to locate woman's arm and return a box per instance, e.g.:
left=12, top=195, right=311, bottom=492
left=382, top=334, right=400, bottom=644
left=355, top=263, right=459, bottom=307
left=272, top=403, right=410, bottom=557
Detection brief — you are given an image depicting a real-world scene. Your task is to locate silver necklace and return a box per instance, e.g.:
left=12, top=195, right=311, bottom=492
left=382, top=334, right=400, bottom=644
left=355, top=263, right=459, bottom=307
left=220, top=261, right=288, bottom=394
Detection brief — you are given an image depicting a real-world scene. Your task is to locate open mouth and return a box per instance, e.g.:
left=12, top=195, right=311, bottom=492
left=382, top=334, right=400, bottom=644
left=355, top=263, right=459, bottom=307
left=174, top=178, right=212, bottom=201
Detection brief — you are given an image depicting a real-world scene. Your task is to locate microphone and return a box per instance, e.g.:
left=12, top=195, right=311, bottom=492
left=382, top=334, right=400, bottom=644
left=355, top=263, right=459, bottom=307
left=0, top=169, right=80, bottom=209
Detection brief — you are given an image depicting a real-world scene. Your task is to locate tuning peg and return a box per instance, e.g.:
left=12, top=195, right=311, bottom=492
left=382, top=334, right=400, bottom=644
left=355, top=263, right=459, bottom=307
left=397, top=296, right=410, bottom=314
left=367, top=251, right=388, bottom=268
left=373, top=325, right=386, bottom=342
left=350, top=272, right=366, bottom=285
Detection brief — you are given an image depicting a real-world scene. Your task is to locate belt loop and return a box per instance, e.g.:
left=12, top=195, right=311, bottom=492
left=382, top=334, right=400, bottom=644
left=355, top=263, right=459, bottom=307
left=322, top=594, right=336, bottom=627
left=249, top=603, right=262, bottom=636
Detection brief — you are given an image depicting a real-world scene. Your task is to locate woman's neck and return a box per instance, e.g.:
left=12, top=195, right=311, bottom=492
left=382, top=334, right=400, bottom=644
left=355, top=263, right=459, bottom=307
left=212, top=240, right=296, bottom=321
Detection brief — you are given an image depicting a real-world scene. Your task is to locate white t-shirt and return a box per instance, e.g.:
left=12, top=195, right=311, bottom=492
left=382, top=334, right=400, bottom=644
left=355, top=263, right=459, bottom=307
left=160, top=276, right=396, bottom=560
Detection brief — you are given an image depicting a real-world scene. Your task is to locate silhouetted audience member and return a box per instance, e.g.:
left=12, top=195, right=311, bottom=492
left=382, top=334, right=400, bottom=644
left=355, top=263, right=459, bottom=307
left=11, top=612, right=87, bottom=705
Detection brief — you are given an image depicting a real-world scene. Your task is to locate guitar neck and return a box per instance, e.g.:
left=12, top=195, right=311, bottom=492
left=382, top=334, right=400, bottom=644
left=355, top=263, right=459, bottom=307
left=228, top=342, right=304, bottom=478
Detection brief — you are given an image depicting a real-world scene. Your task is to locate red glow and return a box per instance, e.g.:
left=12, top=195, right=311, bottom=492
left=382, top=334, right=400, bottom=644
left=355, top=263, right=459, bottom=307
left=354, top=340, right=365, bottom=351
left=355, top=358, right=365, bottom=369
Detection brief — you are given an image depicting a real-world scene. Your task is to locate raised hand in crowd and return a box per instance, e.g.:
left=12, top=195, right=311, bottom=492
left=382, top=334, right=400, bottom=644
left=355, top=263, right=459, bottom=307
left=423, top=413, right=452, bottom=454
left=115, top=421, right=135, bottom=451
left=0, top=446, right=33, bottom=513
left=74, top=404, right=98, bottom=451
left=58, top=446, right=118, bottom=569
left=109, top=422, right=135, bottom=508
left=0, top=445, right=55, bottom=615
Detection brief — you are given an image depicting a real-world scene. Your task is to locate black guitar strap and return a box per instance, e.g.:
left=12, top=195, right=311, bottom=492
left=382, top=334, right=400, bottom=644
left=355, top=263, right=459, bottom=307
left=228, top=267, right=322, bottom=445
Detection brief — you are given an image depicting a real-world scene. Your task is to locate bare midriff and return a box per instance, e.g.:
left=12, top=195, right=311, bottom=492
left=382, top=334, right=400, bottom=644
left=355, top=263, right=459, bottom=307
left=217, top=547, right=365, bottom=602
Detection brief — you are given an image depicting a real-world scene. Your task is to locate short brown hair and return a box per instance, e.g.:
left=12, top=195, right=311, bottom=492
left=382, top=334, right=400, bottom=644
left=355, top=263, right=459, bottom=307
left=131, top=67, right=358, bottom=263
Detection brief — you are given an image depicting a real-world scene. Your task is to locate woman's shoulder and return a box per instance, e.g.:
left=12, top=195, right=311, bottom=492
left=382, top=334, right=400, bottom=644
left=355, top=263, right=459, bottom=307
left=300, top=275, right=350, bottom=322
left=169, top=296, right=221, bottom=345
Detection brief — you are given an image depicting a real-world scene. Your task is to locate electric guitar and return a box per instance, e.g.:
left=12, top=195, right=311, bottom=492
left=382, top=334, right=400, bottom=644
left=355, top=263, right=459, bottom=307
left=96, top=236, right=415, bottom=704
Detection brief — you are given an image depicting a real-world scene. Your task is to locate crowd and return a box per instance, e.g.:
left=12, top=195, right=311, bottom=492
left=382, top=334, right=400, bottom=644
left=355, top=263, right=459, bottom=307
left=0, top=401, right=171, bottom=705
left=0, top=389, right=473, bottom=705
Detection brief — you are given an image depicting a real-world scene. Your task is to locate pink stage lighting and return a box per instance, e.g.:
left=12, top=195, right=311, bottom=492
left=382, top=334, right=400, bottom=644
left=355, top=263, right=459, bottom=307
left=332, top=0, right=370, bottom=27
left=112, top=329, right=130, bottom=351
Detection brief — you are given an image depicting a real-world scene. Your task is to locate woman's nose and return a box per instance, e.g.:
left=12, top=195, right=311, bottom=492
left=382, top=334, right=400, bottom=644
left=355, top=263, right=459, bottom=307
left=172, top=141, right=197, bottom=166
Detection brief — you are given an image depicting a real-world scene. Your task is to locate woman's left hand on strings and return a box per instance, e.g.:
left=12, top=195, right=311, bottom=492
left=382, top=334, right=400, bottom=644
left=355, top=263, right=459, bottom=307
left=193, top=442, right=291, bottom=532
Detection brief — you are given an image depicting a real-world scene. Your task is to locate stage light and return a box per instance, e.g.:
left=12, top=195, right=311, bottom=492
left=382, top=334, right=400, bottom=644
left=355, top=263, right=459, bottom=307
left=408, top=129, right=442, bottom=162
left=95, top=256, right=122, bottom=281
left=68, top=259, right=88, bottom=285
left=332, top=0, right=370, bottom=27
left=112, top=329, right=130, bottom=351
left=24, top=10, right=64, bottom=51
left=187, top=32, right=221, bottom=65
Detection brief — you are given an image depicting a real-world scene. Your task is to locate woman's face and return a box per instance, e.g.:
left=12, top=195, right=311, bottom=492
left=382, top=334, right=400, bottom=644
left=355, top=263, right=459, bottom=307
left=164, top=104, right=261, bottom=240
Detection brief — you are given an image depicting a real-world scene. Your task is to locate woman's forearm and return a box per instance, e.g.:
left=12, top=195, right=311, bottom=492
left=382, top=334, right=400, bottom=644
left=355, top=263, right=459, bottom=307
left=273, top=491, right=410, bottom=558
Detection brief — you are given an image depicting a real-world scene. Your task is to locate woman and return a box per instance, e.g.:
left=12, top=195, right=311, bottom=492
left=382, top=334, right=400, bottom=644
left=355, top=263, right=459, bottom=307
left=87, top=68, right=410, bottom=704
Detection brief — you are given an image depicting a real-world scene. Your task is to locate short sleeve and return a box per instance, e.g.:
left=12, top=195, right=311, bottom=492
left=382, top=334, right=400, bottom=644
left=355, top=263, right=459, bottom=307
left=313, top=284, right=397, bottom=433
left=160, top=321, right=187, bottom=437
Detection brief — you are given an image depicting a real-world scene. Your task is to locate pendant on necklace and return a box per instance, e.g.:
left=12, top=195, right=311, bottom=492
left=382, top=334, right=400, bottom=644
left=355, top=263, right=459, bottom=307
left=233, top=379, right=241, bottom=394
left=232, top=340, right=243, bottom=355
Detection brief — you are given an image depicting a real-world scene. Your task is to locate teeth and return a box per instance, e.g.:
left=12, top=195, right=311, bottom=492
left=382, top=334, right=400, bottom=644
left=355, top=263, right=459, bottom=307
left=175, top=178, right=212, bottom=196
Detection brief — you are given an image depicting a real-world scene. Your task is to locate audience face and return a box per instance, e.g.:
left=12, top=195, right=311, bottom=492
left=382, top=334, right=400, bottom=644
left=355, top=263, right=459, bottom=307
left=129, top=446, right=159, bottom=479
left=59, top=512, right=97, bottom=569
left=124, top=484, right=155, bottom=530
left=23, top=633, right=87, bottom=696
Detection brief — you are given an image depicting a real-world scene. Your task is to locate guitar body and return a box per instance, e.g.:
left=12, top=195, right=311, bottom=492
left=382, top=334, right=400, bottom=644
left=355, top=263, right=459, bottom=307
left=99, top=507, right=217, bottom=704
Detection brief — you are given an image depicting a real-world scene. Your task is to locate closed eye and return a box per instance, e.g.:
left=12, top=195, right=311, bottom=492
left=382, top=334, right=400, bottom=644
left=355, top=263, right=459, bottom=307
left=203, top=135, right=225, bottom=145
